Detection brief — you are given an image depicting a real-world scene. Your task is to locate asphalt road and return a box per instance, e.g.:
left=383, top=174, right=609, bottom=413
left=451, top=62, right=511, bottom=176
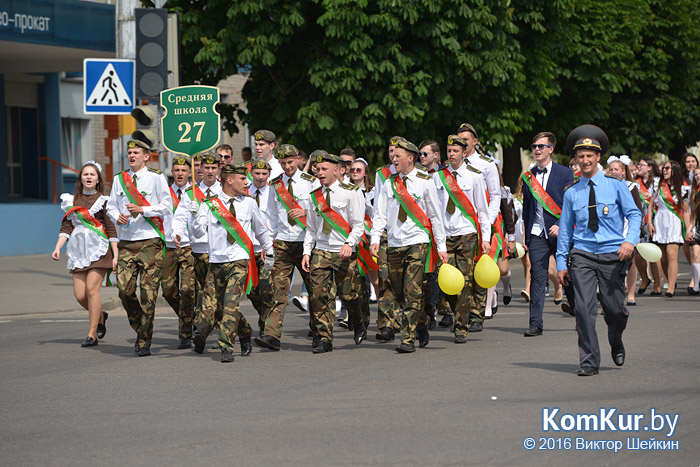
left=1, top=258, right=698, bottom=466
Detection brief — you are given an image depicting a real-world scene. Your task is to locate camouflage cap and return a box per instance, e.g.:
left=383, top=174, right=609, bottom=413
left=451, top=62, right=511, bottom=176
left=254, top=129, right=276, bottom=143
left=313, top=152, right=342, bottom=164
left=389, top=135, right=406, bottom=147
left=199, top=152, right=221, bottom=165
left=395, top=139, right=420, bottom=155
left=221, top=163, right=248, bottom=176
left=172, top=155, right=192, bottom=166
left=127, top=139, right=150, bottom=151
left=308, top=149, right=328, bottom=161
left=446, top=134, right=467, bottom=148
left=457, top=123, right=478, bottom=138
left=250, top=158, right=271, bottom=171
left=275, top=144, right=300, bottom=159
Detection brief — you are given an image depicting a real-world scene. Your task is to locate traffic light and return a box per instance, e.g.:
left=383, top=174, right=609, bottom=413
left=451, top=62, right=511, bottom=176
left=135, top=8, right=168, bottom=100
left=131, top=104, right=159, bottom=149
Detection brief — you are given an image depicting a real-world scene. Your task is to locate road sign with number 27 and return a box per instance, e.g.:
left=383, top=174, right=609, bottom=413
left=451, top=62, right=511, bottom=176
left=160, top=85, right=220, bottom=156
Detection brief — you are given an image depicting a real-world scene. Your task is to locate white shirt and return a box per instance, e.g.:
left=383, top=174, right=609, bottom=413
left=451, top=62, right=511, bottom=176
left=360, top=184, right=375, bottom=218
left=530, top=160, right=553, bottom=238
left=373, top=164, right=396, bottom=205
left=165, top=182, right=191, bottom=248
left=248, top=183, right=272, bottom=253
left=172, top=180, right=221, bottom=254
left=434, top=163, right=490, bottom=240
left=107, top=166, right=171, bottom=242
left=370, top=167, right=447, bottom=252
left=192, top=192, right=273, bottom=263
left=268, top=157, right=284, bottom=179
left=267, top=169, right=320, bottom=242
left=303, top=180, right=365, bottom=255
left=466, top=151, right=501, bottom=224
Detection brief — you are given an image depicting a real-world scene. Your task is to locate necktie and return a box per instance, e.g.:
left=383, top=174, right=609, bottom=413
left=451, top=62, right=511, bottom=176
left=398, top=176, right=408, bottom=223
left=206, top=188, right=212, bottom=198
left=177, top=188, right=182, bottom=200
left=287, top=178, right=295, bottom=225
left=131, top=174, right=139, bottom=217
left=446, top=172, right=457, bottom=214
left=255, top=189, right=260, bottom=207
left=322, top=188, right=332, bottom=234
left=588, top=181, right=599, bottom=232
left=227, top=198, right=236, bottom=244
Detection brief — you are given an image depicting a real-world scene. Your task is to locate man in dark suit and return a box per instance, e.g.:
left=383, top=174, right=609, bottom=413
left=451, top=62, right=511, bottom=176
left=521, top=132, right=575, bottom=336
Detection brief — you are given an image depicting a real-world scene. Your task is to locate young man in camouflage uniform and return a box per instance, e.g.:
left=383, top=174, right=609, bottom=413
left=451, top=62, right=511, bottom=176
left=301, top=152, right=366, bottom=353
left=191, top=164, right=273, bottom=363
left=162, top=155, right=195, bottom=349
left=434, top=136, right=491, bottom=343
left=370, top=139, right=449, bottom=353
left=256, top=144, right=320, bottom=351
left=107, top=139, right=171, bottom=356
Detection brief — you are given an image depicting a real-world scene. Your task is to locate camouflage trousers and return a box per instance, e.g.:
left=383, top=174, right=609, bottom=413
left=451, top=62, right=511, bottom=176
left=263, top=240, right=312, bottom=340
left=309, top=249, right=362, bottom=343
left=387, top=243, right=430, bottom=345
left=116, top=238, right=164, bottom=349
left=196, top=260, right=253, bottom=352
left=248, top=254, right=274, bottom=335
left=359, top=274, right=371, bottom=330
left=162, top=246, right=195, bottom=340
left=439, top=234, right=481, bottom=336
left=192, top=252, right=210, bottom=324
left=377, top=232, right=400, bottom=330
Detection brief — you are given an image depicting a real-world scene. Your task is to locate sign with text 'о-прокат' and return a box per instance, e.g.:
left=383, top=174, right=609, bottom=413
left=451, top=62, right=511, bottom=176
left=160, top=85, right=220, bottom=157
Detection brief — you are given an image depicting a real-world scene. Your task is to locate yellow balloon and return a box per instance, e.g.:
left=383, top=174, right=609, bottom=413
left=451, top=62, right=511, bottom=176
left=438, top=263, right=465, bottom=295
left=514, top=242, right=526, bottom=259
left=475, top=256, right=500, bottom=288
left=636, top=242, right=662, bottom=263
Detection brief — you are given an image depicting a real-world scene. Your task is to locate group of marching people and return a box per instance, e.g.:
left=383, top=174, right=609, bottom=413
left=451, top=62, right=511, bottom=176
left=53, top=122, right=700, bottom=370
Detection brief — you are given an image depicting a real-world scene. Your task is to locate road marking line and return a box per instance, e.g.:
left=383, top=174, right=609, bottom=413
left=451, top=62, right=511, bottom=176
left=494, top=312, right=525, bottom=315
left=658, top=310, right=700, bottom=314
left=156, top=316, right=178, bottom=320
left=40, top=319, right=88, bottom=323
left=0, top=320, right=11, bottom=323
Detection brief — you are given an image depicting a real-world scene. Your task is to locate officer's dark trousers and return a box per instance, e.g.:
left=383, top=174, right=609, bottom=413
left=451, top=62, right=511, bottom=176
left=528, top=233, right=574, bottom=329
left=570, top=248, right=629, bottom=369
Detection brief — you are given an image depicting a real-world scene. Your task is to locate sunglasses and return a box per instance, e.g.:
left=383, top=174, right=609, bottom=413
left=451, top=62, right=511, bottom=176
left=530, top=144, right=552, bottom=150
left=420, top=152, right=430, bottom=157
left=662, top=166, right=671, bottom=170
left=350, top=167, right=363, bottom=173
left=218, top=154, right=231, bottom=160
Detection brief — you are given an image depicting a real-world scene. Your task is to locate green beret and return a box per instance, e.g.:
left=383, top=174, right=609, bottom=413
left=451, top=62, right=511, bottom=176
left=276, top=144, right=300, bottom=159
left=221, top=163, right=248, bottom=176
left=172, top=155, right=191, bottom=166
left=395, top=139, right=419, bottom=155
left=457, top=123, right=478, bottom=138
left=127, top=139, right=151, bottom=150
left=446, top=135, right=467, bottom=148
left=254, top=130, right=276, bottom=143
left=250, top=158, right=271, bottom=171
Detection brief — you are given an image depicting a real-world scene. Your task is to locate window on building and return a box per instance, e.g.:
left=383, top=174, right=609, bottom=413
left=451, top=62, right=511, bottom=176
left=60, top=118, right=91, bottom=171
left=6, top=106, right=39, bottom=198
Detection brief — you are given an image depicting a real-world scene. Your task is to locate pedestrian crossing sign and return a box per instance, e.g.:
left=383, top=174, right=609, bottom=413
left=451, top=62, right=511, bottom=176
left=83, top=59, right=135, bottom=115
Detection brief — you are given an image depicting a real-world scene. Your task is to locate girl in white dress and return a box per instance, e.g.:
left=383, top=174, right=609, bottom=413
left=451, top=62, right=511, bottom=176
left=649, top=160, right=691, bottom=297
left=52, top=162, right=118, bottom=346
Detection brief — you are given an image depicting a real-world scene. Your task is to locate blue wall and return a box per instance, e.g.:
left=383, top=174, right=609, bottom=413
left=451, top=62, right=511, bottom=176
left=0, top=203, right=65, bottom=256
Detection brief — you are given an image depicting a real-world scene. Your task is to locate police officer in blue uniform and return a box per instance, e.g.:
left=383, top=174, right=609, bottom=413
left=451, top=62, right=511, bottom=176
left=556, top=125, right=642, bottom=376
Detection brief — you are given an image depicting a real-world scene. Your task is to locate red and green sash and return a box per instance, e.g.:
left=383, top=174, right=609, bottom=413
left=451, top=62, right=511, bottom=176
left=310, top=189, right=377, bottom=275
left=169, top=187, right=180, bottom=213
left=116, top=172, right=166, bottom=250
left=636, top=177, right=654, bottom=224
left=391, top=176, right=439, bottom=273
left=377, top=166, right=393, bottom=184
left=272, top=178, right=307, bottom=228
left=521, top=170, right=562, bottom=219
left=437, top=168, right=482, bottom=252
left=659, top=181, right=686, bottom=233
left=244, top=162, right=254, bottom=182
left=206, top=197, right=258, bottom=294
left=63, top=206, right=108, bottom=240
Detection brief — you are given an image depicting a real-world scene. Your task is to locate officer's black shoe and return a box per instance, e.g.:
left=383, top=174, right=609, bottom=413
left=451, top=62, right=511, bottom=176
left=428, top=314, right=437, bottom=330
left=240, top=336, right=252, bottom=356
left=221, top=349, right=234, bottom=363
left=454, top=334, right=468, bottom=344
left=134, top=339, right=140, bottom=353
left=312, top=340, right=333, bottom=354
left=561, top=302, right=575, bottom=316
left=611, top=333, right=625, bottom=366
left=254, top=335, right=281, bottom=351
left=138, top=347, right=151, bottom=357
left=469, top=321, right=483, bottom=333
left=97, top=311, right=108, bottom=339
left=178, top=338, right=192, bottom=349
left=375, top=326, right=395, bottom=342
left=577, top=367, right=599, bottom=376
left=193, top=333, right=206, bottom=354
left=438, top=314, right=454, bottom=328
left=417, top=328, right=429, bottom=348
left=81, top=336, right=98, bottom=347
left=523, top=325, right=543, bottom=337
left=354, top=326, right=367, bottom=345
left=395, top=342, right=415, bottom=353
